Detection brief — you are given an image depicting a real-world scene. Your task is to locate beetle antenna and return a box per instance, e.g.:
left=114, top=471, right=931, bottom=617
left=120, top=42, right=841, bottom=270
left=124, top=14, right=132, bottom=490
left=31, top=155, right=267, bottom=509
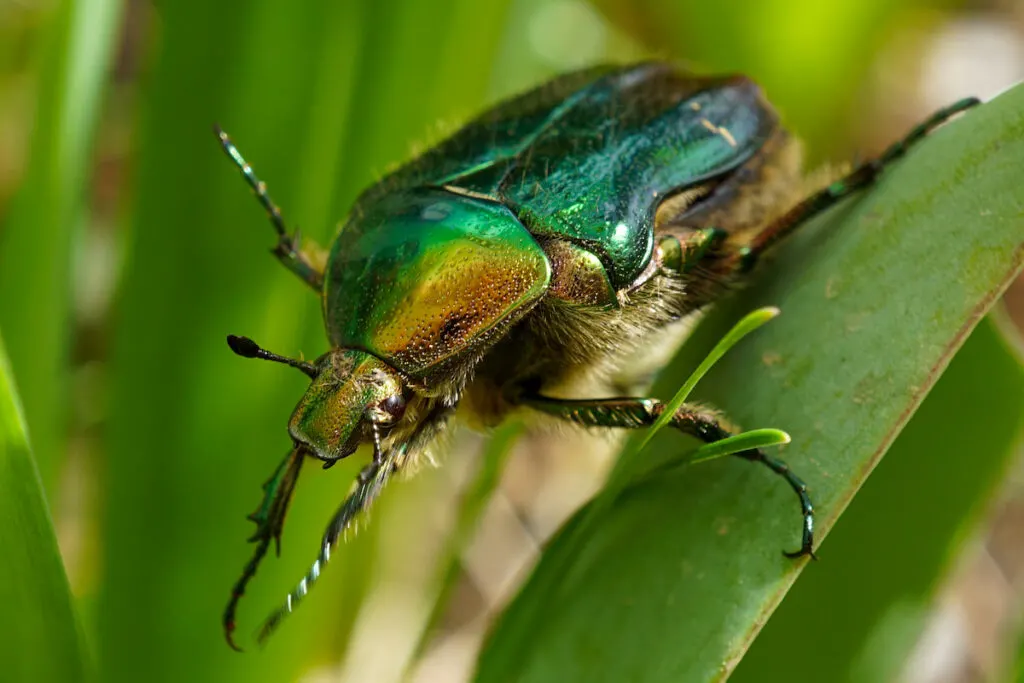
left=227, top=335, right=317, bottom=379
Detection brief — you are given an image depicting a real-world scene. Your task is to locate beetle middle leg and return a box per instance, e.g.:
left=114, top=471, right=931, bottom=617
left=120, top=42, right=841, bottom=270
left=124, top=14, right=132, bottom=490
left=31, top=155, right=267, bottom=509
left=521, top=394, right=815, bottom=559
left=214, top=126, right=326, bottom=292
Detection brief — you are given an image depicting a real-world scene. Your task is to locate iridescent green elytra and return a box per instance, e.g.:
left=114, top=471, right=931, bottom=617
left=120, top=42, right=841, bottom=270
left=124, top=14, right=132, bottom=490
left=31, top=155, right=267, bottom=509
left=215, top=61, right=978, bottom=649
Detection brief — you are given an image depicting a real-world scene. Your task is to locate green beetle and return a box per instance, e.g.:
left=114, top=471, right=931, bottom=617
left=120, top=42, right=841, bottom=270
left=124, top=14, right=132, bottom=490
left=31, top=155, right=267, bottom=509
left=216, top=61, right=977, bottom=649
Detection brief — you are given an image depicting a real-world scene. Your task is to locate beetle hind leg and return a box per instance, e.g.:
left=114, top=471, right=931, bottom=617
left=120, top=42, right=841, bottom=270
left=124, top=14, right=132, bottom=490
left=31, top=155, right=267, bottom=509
left=733, top=444, right=814, bottom=559
left=521, top=394, right=816, bottom=559
left=214, top=125, right=326, bottom=292
left=739, top=96, right=981, bottom=271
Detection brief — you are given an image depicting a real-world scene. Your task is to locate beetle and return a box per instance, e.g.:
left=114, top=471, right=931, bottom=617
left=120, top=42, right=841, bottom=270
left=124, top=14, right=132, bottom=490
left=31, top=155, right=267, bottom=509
left=215, top=61, right=978, bottom=649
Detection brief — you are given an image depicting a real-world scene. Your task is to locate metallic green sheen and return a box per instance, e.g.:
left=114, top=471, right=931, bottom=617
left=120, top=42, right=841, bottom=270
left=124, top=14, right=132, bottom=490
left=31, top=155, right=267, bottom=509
left=323, top=62, right=776, bottom=378
left=349, top=65, right=620, bottom=207
left=499, top=70, right=774, bottom=286
left=324, top=189, right=550, bottom=378
left=347, top=62, right=776, bottom=289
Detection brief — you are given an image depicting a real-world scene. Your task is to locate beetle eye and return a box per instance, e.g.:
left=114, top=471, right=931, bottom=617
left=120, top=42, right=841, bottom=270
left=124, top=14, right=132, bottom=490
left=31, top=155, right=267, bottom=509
left=377, top=395, right=406, bottom=424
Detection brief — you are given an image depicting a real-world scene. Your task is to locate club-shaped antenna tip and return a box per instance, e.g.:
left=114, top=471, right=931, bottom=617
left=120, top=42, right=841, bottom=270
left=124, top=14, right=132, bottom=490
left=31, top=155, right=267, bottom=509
left=227, top=334, right=260, bottom=358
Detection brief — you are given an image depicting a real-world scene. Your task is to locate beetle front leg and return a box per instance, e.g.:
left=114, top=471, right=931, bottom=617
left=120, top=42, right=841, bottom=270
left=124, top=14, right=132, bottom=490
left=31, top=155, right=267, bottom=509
left=215, top=126, right=326, bottom=292
left=522, top=394, right=815, bottom=559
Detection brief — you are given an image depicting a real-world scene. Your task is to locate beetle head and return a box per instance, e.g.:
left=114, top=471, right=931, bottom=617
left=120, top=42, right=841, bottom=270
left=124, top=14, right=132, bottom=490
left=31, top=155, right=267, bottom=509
left=226, top=336, right=407, bottom=461
left=289, top=348, right=406, bottom=460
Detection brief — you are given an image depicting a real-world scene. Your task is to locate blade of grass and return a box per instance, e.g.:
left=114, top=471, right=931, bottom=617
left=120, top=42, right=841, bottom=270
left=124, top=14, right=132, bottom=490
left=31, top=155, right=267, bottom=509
left=629, top=429, right=791, bottom=490
left=689, top=429, right=791, bottom=465
left=0, top=0, right=124, bottom=497
left=601, top=307, right=781, bottom=515
left=100, top=1, right=516, bottom=680
left=0, top=330, right=91, bottom=682
left=100, top=2, right=372, bottom=679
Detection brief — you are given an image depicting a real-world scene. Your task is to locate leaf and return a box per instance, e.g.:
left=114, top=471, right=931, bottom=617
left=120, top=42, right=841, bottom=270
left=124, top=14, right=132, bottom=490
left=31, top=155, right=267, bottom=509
left=475, top=82, right=1024, bottom=683
left=688, top=429, right=791, bottom=465
left=98, top=1, right=517, bottom=680
left=642, top=307, right=780, bottom=452
left=0, top=331, right=91, bottom=682
left=733, top=316, right=1024, bottom=683
left=0, top=0, right=124, bottom=497
left=594, top=307, right=782, bottom=521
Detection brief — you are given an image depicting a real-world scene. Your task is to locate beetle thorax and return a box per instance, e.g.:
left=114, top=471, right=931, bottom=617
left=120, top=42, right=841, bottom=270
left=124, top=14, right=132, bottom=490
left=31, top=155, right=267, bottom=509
left=321, top=189, right=551, bottom=390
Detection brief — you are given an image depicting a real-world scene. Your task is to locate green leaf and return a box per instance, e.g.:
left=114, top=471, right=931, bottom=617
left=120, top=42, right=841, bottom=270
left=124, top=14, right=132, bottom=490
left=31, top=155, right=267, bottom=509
left=0, top=331, right=91, bottom=682
left=733, top=316, right=1024, bottom=682
left=98, top=1, right=515, bottom=680
left=689, top=429, right=791, bottom=465
left=0, top=0, right=124, bottom=497
left=632, top=429, right=792, bottom=487
left=597, top=307, right=782, bottom=520
left=642, top=307, right=780, bottom=452
left=475, top=82, right=1024, bottom=683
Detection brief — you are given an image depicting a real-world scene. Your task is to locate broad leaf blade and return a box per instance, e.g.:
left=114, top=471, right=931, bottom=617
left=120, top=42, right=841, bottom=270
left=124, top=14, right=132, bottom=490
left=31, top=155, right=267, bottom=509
left=734, top=316, right=1024, bottom=683
left=689, top=429, right=791, bottom=465
left=476, top=83, right=1024, bottom=683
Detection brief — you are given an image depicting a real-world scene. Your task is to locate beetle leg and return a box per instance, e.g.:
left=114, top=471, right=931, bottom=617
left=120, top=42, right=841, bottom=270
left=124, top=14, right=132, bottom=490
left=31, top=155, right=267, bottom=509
left=656, top=227, right=727, bottom=275
left=214, top=125, right=326, bottom=292
left=223, top=446, right=306, bottom=651
left=739, top=96, right=981, bottom=271
left=272, top=231, right=326, bottom=293
left=254, top=453, right=397, bottom=646
left=248, top=404, right=453, bottom=645
left=521, top=394, right=815, bottom=559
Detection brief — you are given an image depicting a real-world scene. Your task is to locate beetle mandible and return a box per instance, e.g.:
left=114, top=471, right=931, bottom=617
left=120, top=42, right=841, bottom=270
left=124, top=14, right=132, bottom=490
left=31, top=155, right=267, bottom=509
left=215, top=61, right=978, bottom=649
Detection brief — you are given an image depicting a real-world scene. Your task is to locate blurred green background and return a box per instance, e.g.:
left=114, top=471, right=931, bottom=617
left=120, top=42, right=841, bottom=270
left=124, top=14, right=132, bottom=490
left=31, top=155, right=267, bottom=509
left=1, top=0, right=1023, bottom=681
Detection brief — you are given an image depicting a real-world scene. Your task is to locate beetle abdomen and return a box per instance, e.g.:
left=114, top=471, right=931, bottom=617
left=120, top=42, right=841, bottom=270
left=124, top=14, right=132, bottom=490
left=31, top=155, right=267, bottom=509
left=500, top=65, right=777, bottom=289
